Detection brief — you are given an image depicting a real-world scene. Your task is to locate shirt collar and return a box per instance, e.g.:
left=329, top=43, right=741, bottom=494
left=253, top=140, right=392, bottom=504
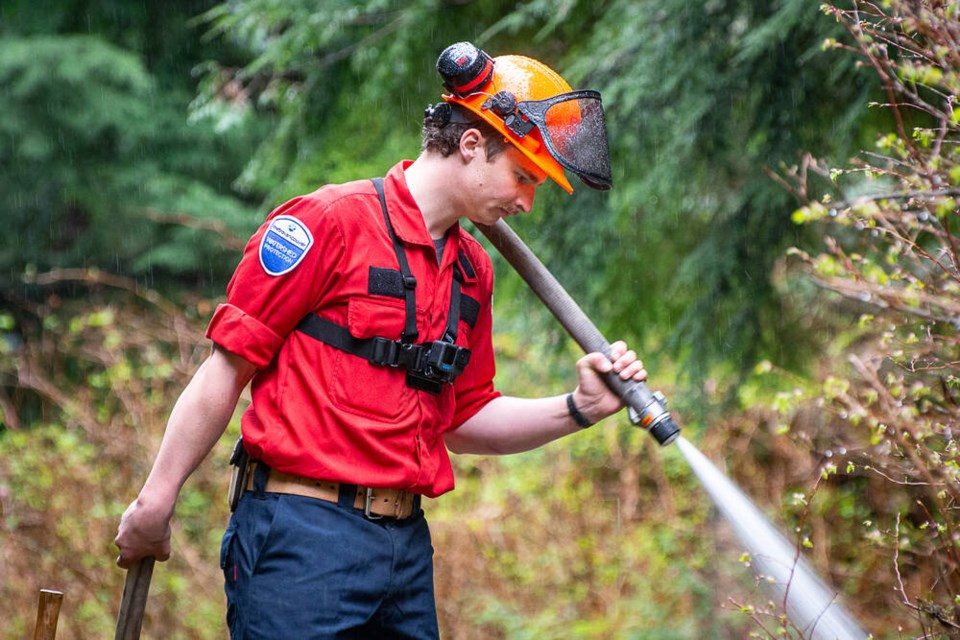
left=383, top=160, right=462, bottom=256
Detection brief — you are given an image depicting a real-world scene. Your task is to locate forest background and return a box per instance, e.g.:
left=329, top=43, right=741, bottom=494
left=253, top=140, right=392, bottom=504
left=1, top=0, right=959, bottom=638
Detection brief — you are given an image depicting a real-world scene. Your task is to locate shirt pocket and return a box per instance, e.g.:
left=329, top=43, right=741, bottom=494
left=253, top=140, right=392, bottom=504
left=330, top=296, right=415, bottom=421
left=346, top=295, right=407, bottom=339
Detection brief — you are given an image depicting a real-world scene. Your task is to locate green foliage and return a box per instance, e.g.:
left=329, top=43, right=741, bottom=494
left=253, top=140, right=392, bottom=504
left=0, top=35, right=155, bottom=268
left=1, top=0, right=883, bottom=386
left=0, top=294, right=230, bottom=638
left=0, top=4, right=267, bottom=304
left=193, top=0, right=571, bottom=200
left=562, top=0, right=874, bottom=379
left=772, top=0, right=960, bottom=633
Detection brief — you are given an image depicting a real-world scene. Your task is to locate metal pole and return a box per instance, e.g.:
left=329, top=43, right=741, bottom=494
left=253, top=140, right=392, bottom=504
left=115, top=556, right=155, bottom=640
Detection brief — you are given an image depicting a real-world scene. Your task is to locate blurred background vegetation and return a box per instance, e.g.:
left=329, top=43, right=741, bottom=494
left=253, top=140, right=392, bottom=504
left=1, top=0, right=958, bottom=637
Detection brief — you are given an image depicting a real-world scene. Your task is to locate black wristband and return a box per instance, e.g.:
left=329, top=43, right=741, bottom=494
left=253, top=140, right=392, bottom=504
left=566, top=393, right=594, bottom=428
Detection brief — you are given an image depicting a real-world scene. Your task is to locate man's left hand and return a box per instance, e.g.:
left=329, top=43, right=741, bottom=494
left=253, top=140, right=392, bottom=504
left=571, top=340, right=647, bottom=424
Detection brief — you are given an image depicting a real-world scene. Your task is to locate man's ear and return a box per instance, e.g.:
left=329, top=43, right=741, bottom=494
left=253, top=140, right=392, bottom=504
left=458, top=128, right=484, bottom=162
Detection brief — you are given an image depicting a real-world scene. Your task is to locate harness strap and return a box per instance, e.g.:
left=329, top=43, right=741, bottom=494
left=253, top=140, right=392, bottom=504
left=297, top=314, right=424, bottom=370
left=443, top=269, right=462, bottom=343
left=370, top=176, right=463, bottom=344
left=372, top=177, right=419, bottom=343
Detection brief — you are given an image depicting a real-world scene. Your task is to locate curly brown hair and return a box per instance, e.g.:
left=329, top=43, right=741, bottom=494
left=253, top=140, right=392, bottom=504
left=421, top=111, right=509, bottom=161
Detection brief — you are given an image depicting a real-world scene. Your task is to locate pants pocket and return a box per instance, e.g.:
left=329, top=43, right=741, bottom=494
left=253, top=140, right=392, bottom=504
left=222, top=494, right=281, bottom=639
left=220, top=517, right=238, bottom=572
left=220, top=516, right=240, bottom=637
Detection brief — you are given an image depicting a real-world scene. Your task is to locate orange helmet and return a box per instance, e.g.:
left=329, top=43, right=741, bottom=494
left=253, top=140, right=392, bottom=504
left=434, top=42, right=612, bottom=194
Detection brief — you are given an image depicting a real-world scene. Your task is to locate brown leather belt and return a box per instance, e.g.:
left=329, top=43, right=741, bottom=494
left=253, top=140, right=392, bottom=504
left=245, top=464, right=418, bottom=520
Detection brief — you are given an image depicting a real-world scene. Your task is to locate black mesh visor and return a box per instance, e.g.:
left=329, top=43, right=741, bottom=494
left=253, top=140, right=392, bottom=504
left=517, top=90, right=612, bottom=190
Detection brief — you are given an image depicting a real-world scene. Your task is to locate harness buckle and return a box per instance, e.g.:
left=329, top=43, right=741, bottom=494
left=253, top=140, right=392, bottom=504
left=364, top=487, right=384, bottom=520
left=370, top=337, right=401, bottom=366
left=396, top=342, right=424, bottom=370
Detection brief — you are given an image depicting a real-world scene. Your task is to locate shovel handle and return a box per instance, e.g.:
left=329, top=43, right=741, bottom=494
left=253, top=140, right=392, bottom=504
left=115, top=556, right=155, bottom=640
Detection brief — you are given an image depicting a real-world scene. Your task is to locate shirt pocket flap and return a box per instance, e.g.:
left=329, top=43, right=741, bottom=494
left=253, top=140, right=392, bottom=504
left=346, top=296, right=407, bottom=340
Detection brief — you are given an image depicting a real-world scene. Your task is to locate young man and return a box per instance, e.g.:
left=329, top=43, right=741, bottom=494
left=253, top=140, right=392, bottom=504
left=115, top=42, right=645, bottom=638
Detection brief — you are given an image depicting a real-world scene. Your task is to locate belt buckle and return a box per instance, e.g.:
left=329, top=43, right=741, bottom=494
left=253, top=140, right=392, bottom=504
left=363, top=487, right=383, bottom=520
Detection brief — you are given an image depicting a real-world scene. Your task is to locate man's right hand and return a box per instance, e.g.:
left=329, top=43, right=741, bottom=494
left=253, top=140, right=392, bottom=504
left=114, top=494, right=174, bottom=568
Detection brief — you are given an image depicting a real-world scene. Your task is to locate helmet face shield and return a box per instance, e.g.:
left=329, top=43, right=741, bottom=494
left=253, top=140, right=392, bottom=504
left=513, top=91, right=612, bottom=190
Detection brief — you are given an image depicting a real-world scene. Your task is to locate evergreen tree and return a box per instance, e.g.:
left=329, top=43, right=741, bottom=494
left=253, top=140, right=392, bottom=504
left=0, top=1, right=266, bottom=306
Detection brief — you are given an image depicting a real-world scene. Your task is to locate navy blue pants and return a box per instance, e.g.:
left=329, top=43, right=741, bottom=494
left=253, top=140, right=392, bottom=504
left=220, top=469, right=438, bottom=639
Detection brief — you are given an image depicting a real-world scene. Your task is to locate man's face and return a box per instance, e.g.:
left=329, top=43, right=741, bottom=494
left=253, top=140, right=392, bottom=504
left=464, top=143, right=548, bottom=226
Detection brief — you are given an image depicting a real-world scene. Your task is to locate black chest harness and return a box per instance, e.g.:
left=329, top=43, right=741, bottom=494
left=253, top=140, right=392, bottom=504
left=295, top=178, right=472, bottom=395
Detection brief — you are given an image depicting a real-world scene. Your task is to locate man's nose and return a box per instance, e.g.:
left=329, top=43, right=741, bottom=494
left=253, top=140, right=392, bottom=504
left=515, top=186, right=536, bottom=214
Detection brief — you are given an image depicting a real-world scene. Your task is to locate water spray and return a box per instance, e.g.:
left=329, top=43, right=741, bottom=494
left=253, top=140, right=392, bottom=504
left=676, top=438, right=869, bottom=639
left=476, top=218, right=869, bottom=638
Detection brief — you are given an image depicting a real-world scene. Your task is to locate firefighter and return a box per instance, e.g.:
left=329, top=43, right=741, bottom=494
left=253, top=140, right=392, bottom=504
left=115, top=42, right=643, bottom=638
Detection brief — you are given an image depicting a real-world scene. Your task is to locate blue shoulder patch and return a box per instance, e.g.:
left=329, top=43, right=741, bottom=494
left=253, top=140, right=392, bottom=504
left=259, top=215, right=314, bottom=276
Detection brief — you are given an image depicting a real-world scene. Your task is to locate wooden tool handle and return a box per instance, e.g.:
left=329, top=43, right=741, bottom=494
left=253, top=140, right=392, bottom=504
left=115, top=556, right=155, bottom=640
left=34, top=589, right=63, bottom=640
